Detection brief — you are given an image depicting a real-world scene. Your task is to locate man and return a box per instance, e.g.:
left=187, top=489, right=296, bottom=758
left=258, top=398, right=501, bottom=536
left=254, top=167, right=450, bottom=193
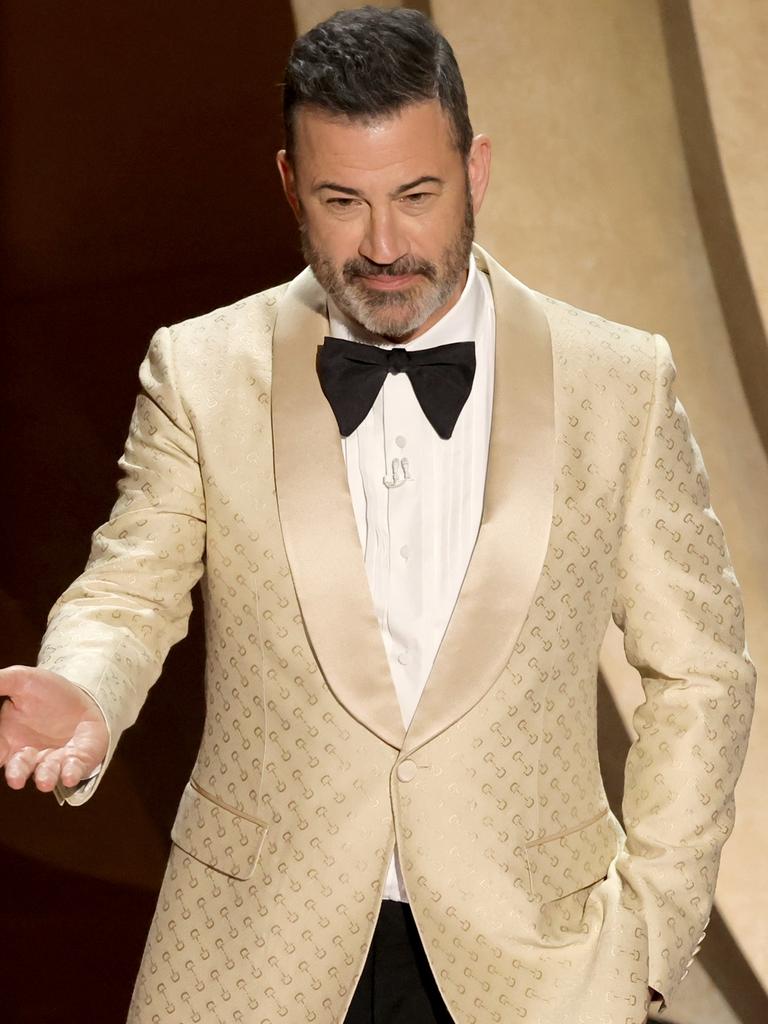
left=0, top=7, right=755, bottom=1023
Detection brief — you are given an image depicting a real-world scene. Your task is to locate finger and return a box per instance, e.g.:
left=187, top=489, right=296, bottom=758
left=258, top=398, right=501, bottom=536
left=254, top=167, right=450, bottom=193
left=0, top=734, right=9, bottom=767
left=35, top=747, right=91, bottom=792
left=4, top=746, right=39, bottom=790
left=0, top=666, right=32, bottom=699
left=31, top=747, right=59, bottom=792
left=61, top=753, right=93, bottom=789
left=33, top=747, right=71, bottom=792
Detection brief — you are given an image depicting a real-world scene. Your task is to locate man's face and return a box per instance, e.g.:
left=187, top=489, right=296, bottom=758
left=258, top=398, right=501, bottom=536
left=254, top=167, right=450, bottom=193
left=278, top=100, right=491, bottom=342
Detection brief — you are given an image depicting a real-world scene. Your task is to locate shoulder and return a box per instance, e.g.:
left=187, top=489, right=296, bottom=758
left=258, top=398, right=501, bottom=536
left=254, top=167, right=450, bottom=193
left=137, top=279, right=294, bottom=407
left=143, top=280, right=293, bottom=397
left=532, top=289, right=658, bottom=375
left=477, top=246, right=660, bottom=378
left=526, top=290, right=666, bottom=422
left=167, top=280, right=291, bottom=354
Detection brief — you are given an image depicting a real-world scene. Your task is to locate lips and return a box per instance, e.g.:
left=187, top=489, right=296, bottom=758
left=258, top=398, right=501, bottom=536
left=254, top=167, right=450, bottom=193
left=359, top=273, right=419, bottom=290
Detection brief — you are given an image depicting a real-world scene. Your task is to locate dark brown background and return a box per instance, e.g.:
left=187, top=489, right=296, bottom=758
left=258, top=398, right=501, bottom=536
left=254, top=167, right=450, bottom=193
left=1, top=3, right=301, bottom=1021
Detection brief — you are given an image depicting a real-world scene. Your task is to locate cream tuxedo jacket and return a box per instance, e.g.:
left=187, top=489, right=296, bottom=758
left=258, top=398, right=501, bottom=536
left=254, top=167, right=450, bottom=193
left=39, top=246, right=755, bottom=1024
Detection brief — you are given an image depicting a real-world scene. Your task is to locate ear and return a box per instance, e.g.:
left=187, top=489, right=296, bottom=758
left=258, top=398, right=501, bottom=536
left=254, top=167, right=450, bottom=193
left=466, top=134, right=492, bottom=216
left=276, top=149, right=301, bottom=221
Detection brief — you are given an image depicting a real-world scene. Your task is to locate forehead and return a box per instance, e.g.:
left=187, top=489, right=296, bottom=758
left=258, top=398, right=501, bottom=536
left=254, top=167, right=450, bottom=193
left=292, top=99, right=461, bottom=184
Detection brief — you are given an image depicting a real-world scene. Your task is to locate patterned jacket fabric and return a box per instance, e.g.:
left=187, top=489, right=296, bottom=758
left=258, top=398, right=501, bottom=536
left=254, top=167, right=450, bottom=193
left=38, top=246, right=755, bottom=1024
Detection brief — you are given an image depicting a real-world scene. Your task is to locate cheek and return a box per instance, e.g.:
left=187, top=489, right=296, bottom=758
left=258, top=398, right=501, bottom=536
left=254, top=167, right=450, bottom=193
left=409, top=213, right=460, bottom=258
left=304, top=211, right=361, bottom=262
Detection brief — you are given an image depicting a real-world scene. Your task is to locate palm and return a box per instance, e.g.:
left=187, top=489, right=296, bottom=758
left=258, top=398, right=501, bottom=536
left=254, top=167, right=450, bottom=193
left=2, top=696, right=102, bottom=754
left=0, top=666, right=108, bottom=791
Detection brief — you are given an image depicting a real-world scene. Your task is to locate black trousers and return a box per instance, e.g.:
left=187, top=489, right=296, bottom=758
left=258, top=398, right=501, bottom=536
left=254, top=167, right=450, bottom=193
left=344, top=900, right=454, bottom=1023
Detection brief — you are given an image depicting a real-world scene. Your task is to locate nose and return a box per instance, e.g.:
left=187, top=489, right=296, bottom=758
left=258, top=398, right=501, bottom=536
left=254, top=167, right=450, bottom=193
left=358, top=206, right=407, bottom=267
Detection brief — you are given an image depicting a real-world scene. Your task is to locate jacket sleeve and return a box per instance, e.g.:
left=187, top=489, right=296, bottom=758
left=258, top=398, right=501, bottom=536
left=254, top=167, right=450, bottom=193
left=611, top=333, right=756, bottom=1006
left=36, top=325, right=206, bottom=805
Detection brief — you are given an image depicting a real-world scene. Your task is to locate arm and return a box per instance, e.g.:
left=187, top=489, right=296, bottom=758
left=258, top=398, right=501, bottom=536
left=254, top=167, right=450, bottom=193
left=33, top=325, right=206, bottom=804
left=611, top=334, right=755, bottom=1006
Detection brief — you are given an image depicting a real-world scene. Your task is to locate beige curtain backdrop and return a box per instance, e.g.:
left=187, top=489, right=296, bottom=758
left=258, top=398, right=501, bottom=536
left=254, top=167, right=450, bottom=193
left=289, top=3, right=768, bottom=1023
left=292, top=0, right=430, bottom=31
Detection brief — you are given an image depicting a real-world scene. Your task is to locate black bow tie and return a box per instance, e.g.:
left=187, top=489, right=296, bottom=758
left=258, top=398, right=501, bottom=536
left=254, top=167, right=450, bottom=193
left=316, top=336, right=476, bottom=440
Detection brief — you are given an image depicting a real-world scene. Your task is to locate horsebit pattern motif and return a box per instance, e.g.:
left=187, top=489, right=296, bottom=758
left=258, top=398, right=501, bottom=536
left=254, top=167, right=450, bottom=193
left=39, top=266, right=755, bottom=1024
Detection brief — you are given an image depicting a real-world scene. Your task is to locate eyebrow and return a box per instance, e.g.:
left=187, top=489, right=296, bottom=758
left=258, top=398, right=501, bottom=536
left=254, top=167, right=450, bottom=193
left=393, top=176, right=444, bottom=196
left=314, top=175, right=445, bottom=198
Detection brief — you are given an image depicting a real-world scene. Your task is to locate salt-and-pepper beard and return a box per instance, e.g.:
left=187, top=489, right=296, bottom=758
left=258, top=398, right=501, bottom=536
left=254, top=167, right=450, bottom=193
left=300, top=184, right=475, bottom=342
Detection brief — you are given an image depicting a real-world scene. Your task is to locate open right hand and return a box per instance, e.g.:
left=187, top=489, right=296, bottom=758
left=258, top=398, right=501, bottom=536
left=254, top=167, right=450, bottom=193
left=0, top=666, right=109, bottom=793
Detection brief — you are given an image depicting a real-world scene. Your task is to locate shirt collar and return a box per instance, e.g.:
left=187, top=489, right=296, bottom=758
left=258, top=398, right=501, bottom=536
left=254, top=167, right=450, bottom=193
left=327, top=254, right=482, bottom=351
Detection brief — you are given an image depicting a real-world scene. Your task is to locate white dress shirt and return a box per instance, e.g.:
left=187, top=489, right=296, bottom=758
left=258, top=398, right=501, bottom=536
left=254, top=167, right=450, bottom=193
left=327, top=255, right=496, bottom=900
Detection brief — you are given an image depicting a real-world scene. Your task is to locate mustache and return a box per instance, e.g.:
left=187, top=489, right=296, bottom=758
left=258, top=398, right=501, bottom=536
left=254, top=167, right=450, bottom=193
left=343, top=256, right=437, bottom=282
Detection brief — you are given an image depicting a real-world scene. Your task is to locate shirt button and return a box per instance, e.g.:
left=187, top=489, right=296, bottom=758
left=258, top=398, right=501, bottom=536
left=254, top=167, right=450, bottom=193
left=397, top=652, right=409, bottom=666
left=395, top=435, right=407, bottom=449
left=399, top=545, right=409, bottom=560
left=396, top=759, right=417, bottom=783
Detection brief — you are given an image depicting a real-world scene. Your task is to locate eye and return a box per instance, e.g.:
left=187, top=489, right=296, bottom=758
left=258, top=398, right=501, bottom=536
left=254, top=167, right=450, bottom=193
left=326, top=197, right=361, bottom=209
left=399, top=191, right=436, bottom=211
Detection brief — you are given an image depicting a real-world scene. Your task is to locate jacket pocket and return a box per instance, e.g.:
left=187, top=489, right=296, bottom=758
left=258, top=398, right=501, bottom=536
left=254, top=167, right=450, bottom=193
left=170, top=778, right=268, bottom=880
left=525, top=807, right=617, bottom=902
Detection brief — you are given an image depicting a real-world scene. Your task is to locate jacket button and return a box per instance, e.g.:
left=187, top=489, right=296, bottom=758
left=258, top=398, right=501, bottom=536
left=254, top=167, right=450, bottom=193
left=396, top=760, right=418, bottom=782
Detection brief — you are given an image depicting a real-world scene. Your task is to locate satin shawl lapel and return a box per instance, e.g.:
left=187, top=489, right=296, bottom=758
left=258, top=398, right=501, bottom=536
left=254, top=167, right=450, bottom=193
left=271, top=268, right=406, bottom=749
left=403, top=245, right=555, bottom=755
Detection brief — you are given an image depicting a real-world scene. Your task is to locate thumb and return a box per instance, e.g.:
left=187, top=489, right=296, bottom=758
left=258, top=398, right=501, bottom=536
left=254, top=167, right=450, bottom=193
left=0, top=666, right=30, bottom=700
